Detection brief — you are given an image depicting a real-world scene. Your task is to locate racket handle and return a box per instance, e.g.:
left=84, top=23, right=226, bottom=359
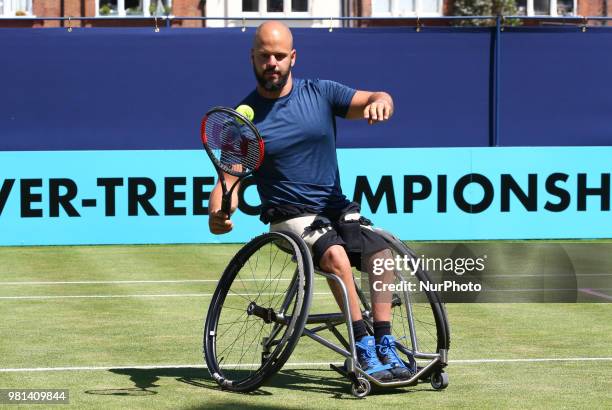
left=221, top=195, right=231, bottom=217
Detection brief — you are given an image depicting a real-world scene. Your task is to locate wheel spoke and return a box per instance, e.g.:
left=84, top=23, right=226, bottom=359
left=205, top=232, right=313, bottom=391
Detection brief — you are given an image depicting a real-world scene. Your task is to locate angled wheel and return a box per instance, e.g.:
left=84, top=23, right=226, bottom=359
left=358, top=228, right=451, bottom=379
left=351, top=377, right=371, bottom=398
left=431, top=371, right=449, bottom=390
left=386, top=234, right=451, bottom=354
left=204, top=231, right=313, bottom=392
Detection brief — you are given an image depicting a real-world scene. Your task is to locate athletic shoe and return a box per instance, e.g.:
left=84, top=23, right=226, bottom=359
left=377, top=335, right=414, bottom=380
left=355, top=336, right=393, bottom=381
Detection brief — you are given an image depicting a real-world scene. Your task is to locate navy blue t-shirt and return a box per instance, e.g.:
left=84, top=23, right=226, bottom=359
left=238, top=78, right=357, bottom=223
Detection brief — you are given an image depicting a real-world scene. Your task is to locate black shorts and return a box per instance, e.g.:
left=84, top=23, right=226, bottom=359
left=269, top=202, right=388, bottom=270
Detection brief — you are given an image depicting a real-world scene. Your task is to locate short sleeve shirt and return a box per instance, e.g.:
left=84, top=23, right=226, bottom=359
left=238, top=78, right=357, bottom=221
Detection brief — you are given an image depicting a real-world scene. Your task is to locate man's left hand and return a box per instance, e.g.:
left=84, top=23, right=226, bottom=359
left=364, top=99, right=393, bottom=125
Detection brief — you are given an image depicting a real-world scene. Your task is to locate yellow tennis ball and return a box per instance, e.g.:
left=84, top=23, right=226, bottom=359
left=236, top=105, right=255, bottom=122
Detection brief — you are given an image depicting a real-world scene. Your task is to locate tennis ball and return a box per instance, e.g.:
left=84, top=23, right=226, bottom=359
left=236, top=105, right=255, bottom=122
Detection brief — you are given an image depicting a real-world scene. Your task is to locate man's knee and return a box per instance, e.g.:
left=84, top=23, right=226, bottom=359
left=319, top=245, right=352, bottom=276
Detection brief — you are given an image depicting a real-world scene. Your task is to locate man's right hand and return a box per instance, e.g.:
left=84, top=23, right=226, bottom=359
left=209, top=210, right=234, bottom=234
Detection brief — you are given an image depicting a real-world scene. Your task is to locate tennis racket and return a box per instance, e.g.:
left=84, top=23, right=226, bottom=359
left=200, top=106, right=264, bottom=217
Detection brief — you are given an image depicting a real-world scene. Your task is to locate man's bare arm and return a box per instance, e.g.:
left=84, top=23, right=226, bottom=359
left=345, top=90, right=394, bottom=124
left=208, top=172, right=240, bottom=235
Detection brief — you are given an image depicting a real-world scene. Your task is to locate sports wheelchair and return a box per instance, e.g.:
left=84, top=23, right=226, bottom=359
left=204, top=228, right=450, bottom=398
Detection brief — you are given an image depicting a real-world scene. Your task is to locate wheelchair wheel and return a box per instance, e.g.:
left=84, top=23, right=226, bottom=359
left=351, top=377, right=371, bottom=398
left=363, top=229, right=451, bottom=371
left=389, top=236, right=450, bottom=354
left=431, top=371, right=449, bottom=390
left=204, top=231, right=313, bottom=392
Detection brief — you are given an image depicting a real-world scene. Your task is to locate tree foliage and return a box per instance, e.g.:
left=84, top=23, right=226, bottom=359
left=452, top=0, right=519, bottom=25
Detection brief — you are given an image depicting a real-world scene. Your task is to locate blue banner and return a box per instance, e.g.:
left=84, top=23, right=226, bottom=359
left=0, top=28, right=494, bottom=150
left=0, top=147, right=609, bottom=245
left=500, top=27, right=612, bottom=146
left=4, top=27, right=612, bottom=151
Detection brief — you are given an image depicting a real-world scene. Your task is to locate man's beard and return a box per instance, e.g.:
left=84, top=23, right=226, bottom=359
left=253, top=65, right=290, bottom=92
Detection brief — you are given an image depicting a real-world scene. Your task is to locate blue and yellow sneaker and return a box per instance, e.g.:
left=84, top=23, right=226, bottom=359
left=377, top=335, right=414, bottom=380
left=356, top=336, right=393, bottom=381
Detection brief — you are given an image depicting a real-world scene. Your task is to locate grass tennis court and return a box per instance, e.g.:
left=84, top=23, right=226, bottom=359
left=0, top=244, right=611, bottom=409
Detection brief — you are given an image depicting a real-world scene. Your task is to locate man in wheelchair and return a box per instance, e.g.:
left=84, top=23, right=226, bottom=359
left=208, top=21, right=412, bottom=382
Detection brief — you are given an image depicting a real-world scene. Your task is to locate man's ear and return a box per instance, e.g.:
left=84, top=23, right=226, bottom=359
left=290, top=49, right=296, bottom=67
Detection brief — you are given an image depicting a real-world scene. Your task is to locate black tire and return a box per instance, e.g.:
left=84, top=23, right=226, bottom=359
left=361, top=229, right=450, bottom=370
left=204, top=231, right=313, bottom=392
left=431, top=371, right=449, bottom=390
left=351, top=377, right=371, bottom=398
left=384, top=234, right=451, bottom=353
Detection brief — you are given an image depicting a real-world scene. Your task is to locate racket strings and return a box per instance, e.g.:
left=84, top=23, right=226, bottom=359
left=205, top=112, right=261, bottom=174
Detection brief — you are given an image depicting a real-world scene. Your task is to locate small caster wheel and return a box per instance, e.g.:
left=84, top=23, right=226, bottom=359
left=431, top=371, right=449, bottom=390
left=351, top=377, right=371, bottom=398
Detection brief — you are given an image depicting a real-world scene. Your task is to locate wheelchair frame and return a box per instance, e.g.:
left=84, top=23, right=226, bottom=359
left=204, top=227, right=450, bottom=398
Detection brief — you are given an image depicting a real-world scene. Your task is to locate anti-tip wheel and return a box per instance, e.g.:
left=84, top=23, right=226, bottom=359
left=351, top=377, right=371, bottom=398
left=431, top=371, right=449, bottom=390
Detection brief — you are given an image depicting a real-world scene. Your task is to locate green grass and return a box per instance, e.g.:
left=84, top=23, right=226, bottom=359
left=0, top=244, right=611, bottom=409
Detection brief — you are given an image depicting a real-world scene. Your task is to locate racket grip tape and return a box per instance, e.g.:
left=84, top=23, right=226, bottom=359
left=221, top=195, right=232, bottom=217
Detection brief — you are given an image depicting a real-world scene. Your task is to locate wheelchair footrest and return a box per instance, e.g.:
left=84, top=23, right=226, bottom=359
left=331, top=363, right=423, bottom=388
